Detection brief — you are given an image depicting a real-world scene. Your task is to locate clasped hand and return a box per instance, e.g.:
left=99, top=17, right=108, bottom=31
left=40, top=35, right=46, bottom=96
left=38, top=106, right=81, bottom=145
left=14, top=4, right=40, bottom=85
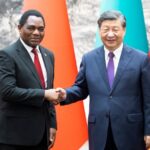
left=144, top=136, right=150, bottom=150
left=44, top=88, right=66, bottom=104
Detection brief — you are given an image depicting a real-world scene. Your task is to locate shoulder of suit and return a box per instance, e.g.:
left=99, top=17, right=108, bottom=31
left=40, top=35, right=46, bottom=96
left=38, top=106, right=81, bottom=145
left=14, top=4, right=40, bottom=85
left=124, top=44, right=147, bottom=57
left=0, top=42, right=18, bottom=63
left=83, top=46, right=103, bottom=58
left=0, top=40, right=18, bottom=56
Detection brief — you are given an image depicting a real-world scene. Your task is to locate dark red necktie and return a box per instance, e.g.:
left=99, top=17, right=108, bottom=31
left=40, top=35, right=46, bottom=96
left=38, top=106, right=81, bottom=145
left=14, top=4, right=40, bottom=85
left=32, top=48, right=45, bottom=88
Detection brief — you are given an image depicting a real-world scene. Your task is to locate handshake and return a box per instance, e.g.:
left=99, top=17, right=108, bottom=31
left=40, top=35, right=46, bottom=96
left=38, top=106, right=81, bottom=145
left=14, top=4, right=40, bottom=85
left=44, top=88, right=67, bottom=105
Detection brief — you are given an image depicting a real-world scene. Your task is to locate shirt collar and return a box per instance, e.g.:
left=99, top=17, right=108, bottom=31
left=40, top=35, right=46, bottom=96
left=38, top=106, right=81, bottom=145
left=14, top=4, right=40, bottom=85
left=20, top=38, right=40, bottom=53
left=104, top=43, right=123, bottom=59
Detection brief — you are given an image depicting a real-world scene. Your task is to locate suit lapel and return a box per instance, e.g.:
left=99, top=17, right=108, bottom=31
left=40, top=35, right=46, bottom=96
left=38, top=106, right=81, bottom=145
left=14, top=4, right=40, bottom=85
left=39, top=47, right=52, bottom=88
left=16, top=40, right=42, bottom=88
left=110, top=45, right=133, bottom=94
left=95, top=47, right=110, bottom=90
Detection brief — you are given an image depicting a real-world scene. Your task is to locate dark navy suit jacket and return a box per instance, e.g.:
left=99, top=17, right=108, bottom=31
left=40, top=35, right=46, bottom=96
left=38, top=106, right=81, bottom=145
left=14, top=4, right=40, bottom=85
left=61, top=45, right=150, bottom=150
left=0, top=40, right=56, bottom=146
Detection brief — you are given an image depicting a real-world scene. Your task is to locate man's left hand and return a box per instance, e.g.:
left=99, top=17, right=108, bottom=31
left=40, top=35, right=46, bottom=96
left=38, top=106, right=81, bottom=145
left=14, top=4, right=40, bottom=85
left=48, top=128, right=57, bottom=149
left=144, top=136, right=150, bottom=149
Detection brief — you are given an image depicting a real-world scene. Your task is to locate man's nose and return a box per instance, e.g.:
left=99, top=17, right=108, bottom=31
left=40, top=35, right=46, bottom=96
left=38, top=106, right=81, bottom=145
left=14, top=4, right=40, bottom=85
left=107, top=31, right=115, bottom=37
left=33, top=29, right=40, bottom=35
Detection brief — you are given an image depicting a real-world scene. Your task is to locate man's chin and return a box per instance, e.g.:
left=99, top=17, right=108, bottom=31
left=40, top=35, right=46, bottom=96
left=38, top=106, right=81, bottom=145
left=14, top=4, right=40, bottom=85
left=29, top=42, right=40, bottom=47
left=106, top=42, right=119, bottom=49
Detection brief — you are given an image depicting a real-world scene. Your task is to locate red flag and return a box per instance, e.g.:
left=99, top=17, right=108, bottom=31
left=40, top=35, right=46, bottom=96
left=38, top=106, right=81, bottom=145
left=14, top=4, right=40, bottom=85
left=23, top=1, right=88, bottom=149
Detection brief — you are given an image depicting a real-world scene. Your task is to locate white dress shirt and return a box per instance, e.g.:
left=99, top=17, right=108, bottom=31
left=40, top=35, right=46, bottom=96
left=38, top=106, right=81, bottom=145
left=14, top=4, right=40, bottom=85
left=20, top=38, right=47, bottom=88
left=104, top=43, right=123, bottom=76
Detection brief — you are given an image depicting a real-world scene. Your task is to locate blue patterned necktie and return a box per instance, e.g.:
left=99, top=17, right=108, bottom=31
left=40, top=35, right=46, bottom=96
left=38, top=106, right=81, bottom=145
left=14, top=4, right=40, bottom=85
left=107, top=52, right=115, bottom=88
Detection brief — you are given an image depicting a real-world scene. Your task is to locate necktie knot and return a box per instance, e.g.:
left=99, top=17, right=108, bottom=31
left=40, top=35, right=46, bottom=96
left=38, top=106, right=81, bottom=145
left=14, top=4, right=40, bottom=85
left=32, top=48, right=38, bottom=55
left=108, top=52, right=114, bottom=58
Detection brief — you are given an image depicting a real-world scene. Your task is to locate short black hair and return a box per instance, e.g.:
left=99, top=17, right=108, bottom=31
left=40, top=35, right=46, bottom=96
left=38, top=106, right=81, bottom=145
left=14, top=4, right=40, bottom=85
left=19, top=9, right=45, bottom=27
left=97, top=10, right=126, bottom=28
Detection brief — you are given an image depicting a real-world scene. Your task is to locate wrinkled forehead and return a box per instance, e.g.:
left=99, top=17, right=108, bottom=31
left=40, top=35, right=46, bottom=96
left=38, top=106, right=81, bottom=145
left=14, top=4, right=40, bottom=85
left=100, top=19, right=124, bottom=28
left=24, top=16, right=45, bottom=27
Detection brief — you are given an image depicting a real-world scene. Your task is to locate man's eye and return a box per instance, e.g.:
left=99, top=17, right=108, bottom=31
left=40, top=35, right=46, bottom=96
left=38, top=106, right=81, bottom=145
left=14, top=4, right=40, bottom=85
left=38, top=28, right=44, bottom=32
left=113, top=27, right=119, bottom=32
left=27, top=27, right=44, bottom=32
left=27, top=27, right=35, bottom=30
left=102, top=29, right=109, bottom=33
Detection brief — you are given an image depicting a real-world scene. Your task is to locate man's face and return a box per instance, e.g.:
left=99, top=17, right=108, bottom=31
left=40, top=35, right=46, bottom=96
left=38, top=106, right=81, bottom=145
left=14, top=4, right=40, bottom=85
left=18, top=15, right=45, bottom=47
left=100, top=19, right=125, bottom=51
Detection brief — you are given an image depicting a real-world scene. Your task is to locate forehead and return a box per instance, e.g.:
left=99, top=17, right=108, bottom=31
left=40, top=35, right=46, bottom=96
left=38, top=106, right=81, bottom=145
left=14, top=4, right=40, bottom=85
left=25, top=15, right=45, bottom=26
left=101, top=19, right=123, bottom=27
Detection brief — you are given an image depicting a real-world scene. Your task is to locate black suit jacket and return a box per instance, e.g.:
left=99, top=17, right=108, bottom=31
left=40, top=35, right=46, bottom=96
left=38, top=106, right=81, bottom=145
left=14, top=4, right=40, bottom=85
left=0, top=39, right=56, bottom=146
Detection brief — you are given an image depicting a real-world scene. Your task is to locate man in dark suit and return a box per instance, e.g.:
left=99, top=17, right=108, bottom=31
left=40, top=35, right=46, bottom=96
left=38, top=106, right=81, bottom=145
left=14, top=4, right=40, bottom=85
left=0, top=10, right=59, bottom=150
left=55, top=10, right=150, bottom=150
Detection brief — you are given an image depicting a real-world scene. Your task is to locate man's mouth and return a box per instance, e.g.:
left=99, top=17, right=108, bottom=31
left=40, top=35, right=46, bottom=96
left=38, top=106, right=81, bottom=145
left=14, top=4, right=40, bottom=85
left=31, top=38, right=40, bottom=42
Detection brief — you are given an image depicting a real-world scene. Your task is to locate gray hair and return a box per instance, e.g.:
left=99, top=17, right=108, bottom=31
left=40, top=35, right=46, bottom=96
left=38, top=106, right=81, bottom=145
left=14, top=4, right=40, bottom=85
left=97, top=10, right=126, bottom=28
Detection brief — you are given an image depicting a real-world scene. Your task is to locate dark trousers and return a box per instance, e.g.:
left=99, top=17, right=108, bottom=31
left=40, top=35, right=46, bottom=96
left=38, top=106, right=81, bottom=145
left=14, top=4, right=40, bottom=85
left=0, top=131, right=48, bottom=150
left=104, top=122, right=117, bottom=150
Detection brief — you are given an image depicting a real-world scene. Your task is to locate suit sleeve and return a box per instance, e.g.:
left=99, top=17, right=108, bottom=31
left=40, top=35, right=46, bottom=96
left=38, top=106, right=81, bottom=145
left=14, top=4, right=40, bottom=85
left=47, top=102, right=57, bottom=129
left=0, top=50, right=45, bottom=107
left=142, top=56, right=150, bottom=135
left=47, top=52, right=57, bottom=129
left=61, top=55, right=89, bottom=105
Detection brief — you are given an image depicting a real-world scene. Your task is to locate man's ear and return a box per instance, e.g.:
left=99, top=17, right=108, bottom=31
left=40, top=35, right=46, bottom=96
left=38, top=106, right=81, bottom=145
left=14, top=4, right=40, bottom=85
left=18, top=24, right=21, bottom=31
left=18, top=25, right=22, bottom=34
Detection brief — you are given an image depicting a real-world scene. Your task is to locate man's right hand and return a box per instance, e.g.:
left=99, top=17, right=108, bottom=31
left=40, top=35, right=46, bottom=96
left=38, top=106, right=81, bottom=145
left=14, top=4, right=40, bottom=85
left=144, top=136, right=150, bottom=150
left=44, top=88, right=67, bottom=105
left=56, top=88, right=67, bottom=101
left=44, top=89, right=60, bottom=104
